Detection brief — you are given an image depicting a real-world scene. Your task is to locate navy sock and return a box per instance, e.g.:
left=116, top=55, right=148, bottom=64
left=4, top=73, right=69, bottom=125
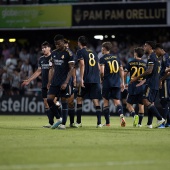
left=130, top=111, right=135, bottom=117
left=61, top=102, right=68, bottom=125
left=147, top=109, right=153, bottom=125
left=116, top=105, right=123, bottom=116
left=68, top=108, right=75, bottom=124
left=55, top=106, right=62, bottom=119
left=166, top=105, right=170, bottom=124
left=45, top=108, right=54, bottom=125
left=103, top=106, right=110, bottom=124
left=96, top=106, right=102, bottom=125
left=76, top=104, right=82, bottom=124
left=160, top=101, right=168, bottom=124
left=148, top=105, right=162, bottom=120
left=47, top=98, right=60, bottom=119
left=138, top=113, right=144, bottom=125
left=167, top=111, right=170, bottom=124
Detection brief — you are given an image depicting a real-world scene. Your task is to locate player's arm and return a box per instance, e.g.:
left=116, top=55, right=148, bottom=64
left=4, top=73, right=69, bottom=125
left=160, top=68, right=170, bottom=82
left=72, top=67, right=77, bottom=87
left=61, top=61, right=75, bottom=90
left=21, top=68, right=41, bottom=86
left=124, top=71, right=129, bottom=88
left=130, top=65, right=153, bottom=84
left=100, top=64, right=104, bottom=83
left=120, top=66, right=125, bottom=91
left=47, top=64, right=54, bottom=89
left=79, top=59, right=85, bottom=87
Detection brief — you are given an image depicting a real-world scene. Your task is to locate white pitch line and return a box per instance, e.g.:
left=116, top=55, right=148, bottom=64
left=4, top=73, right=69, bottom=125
left=0, top=160, right=155, bottom=170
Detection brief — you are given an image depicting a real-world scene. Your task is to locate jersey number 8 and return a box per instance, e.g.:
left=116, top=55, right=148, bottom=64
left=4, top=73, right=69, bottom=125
left=89, top=53, right=96, bottom=66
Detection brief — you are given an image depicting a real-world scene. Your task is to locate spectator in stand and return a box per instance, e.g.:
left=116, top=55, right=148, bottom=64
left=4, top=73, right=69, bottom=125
left=11, top=68, right=21, bottom=95
left=5, top=53, right=17, bottom=75
left=29, top=47, right=38, bottom=72
left=1, top=67, right=11, bottom=96
left=2, top=44, right=10, bottom=62
left=19, top=47, right=30, bottom=62
left=20, top=59, right=33, bottom=81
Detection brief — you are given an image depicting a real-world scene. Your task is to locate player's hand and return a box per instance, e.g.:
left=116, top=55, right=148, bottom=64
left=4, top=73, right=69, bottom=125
left=80, top=79, right=85, bottom=88
left=47, top=83, right=51, bottom=90
left=125, top=84, right=128, bottom=89
left=61, top=83, right=67, bottom=90
left=121, top=83, right=125, bottom=92
left=130, top=77, right=138, bottom=84
left=159, top=80, right=162, bottom=89
left=136, top=79, right=146, bottom=87
left=21, top=80, right=29, bottom=87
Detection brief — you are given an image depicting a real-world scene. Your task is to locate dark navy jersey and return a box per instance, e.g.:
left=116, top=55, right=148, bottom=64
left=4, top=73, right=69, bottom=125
left=160, top=53, right=170, bottom=80
left=38, top=55, right=51, bottom=88
left=124, top=58, right=146, bottom=95
left=77, top=47, right=100, bottom=83
left=99, top=54, right=122, bottom=88
left=146, top=52, right=161, bottom=90
left=50, top=48, right=75, bottom=86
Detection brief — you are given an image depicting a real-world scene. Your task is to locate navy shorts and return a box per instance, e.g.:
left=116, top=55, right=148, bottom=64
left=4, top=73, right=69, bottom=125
left=42, top=87, right=48, bottom=98
left=143, top=85, right=158, bottom=103
left=78, top=83, right=102, bottom=99
left=159, top=79, right=170, bottom=101
left=48, top=85, right=71, bottom=98
left=127, top=94, right=143, bottom=104
left=102, top=87, right=121, bottom=100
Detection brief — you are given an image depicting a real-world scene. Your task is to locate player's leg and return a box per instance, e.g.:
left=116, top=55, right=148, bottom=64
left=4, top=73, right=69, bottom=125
left=76, top=85, right=83, bottom=126
left=112, top=87, right=126, bottom=127
left=47, top=86, right=62, bottom=129
left=102, top=87, right=110, bottom=126
left=57, top=97, right=68, bottom=129
left=143, top=86, right=165, bottom=128
left=41, top=87, right=54, bottom=128
left=160, top=80, right=170, bottom=127
left=68, top=93, right=78, bottom=128
left=43, top=98, right=54, bottom=128
left=91, top=83, right=102, bottom=127
left=138, top=104, right=144, bottom=127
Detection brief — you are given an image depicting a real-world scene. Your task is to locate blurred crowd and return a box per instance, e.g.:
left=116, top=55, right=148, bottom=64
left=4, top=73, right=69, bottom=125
left=0, top=38, right=170, bottom=97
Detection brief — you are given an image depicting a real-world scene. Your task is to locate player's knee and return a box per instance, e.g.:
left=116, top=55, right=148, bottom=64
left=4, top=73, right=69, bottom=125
left=47, top=98, right=54, bottom=107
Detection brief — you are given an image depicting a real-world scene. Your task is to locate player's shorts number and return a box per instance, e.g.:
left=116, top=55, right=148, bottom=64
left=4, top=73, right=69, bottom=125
left=89, top=53, right=96, bottom=66
left=107, top=60, right=119, bottom=73
left=131, top=66, right=145, bottom=80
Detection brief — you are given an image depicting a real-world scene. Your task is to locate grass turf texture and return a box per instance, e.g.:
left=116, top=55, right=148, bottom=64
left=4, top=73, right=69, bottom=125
left=0, top=115, right=169, bottom=170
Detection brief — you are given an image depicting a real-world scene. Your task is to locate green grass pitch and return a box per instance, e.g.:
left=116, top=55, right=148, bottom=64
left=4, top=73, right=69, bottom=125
left=0, top=115, right=169, bottom=170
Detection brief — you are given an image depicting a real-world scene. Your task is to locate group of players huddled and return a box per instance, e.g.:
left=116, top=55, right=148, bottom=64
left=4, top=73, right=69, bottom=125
left=22, top=34, right=170, bottom=129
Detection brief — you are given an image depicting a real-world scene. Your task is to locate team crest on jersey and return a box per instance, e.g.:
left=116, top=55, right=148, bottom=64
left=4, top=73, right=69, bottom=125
left=61, top=55, right=64, bottom=59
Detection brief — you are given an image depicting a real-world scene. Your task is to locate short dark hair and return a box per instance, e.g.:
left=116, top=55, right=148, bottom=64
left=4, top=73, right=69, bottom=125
left=54, top=34, right=64, bottom=42
left=155, top=43, right=163, bottom=49
left=64, top=39, right=70, bottom=44
left=41, top=41, right=50, bottom=47
left=134, top=47, right=144, bottom=58
left=102, top=42, right=112, bottom=51
left=145, top=41, right=156, bottom=49
left=78, top=36, right=88, bottom=46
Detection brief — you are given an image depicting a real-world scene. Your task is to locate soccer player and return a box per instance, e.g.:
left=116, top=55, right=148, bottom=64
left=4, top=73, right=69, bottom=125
left=124, top=47, right=146, bottom=127
left=64, top=38, right=78, bottom=128
left=130, top=41, right=165, bottom=128
left=99, top=41, right=126, bottom=127
left=22, top=41, right=57, bottom=128
left=47, top=34, right=75, bottom=130
left=155, top=43, right=170, bottom=128
left=77, top=36, right=102, bottom=128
